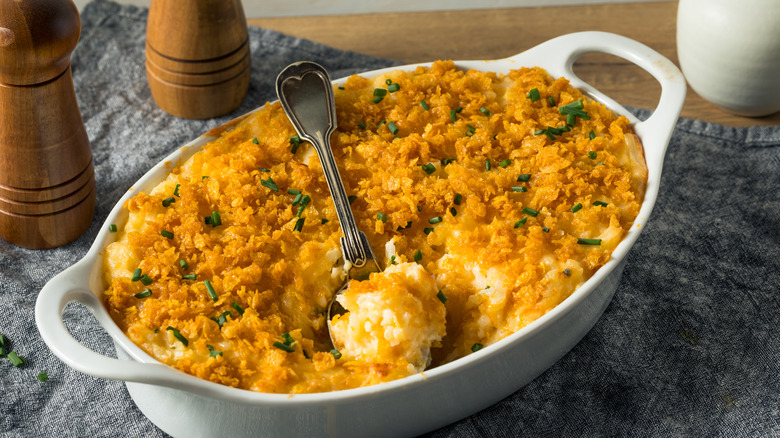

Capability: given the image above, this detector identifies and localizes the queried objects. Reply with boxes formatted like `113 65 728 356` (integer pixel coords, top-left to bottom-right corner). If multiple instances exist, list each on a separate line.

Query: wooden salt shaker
0 0 95 249
146 0 251 119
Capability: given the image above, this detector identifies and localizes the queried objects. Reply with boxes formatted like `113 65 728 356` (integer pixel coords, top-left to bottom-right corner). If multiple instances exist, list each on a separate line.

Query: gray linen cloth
1 1 778 436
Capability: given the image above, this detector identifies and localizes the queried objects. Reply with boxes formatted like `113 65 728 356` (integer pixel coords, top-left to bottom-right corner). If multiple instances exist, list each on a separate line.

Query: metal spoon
276 61 381 344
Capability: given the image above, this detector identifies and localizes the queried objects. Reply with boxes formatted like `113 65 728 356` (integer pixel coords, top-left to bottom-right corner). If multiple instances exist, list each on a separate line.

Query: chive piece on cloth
471 343 484 352
166 327 188 347
204 279 218 302
162 196 176 207
134 289 152 299
8 351 24 367
437 290 448 303
526 88 540 102
577 238 602 245
38 372 48 381
521 207 539 217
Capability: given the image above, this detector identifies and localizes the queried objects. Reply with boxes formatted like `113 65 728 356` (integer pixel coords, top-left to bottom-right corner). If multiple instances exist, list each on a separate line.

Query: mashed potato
102 61 646 393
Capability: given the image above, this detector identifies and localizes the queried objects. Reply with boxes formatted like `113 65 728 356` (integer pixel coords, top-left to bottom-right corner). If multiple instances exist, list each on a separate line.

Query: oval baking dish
36 32 685 438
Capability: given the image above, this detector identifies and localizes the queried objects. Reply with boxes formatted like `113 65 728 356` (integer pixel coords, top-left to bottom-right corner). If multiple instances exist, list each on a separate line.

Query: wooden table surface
250 1 780 128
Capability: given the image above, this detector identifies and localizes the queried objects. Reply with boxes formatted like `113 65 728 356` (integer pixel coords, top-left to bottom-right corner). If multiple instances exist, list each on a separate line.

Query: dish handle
35 259 212 394
510 31 686 172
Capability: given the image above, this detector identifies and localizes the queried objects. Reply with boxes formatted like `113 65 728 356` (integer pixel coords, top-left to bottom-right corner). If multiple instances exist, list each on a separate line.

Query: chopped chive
289 136 302 154
420 100 430 110
204 279 218 302
390 255 397 265
593 201 609 207
428 216 443 224
514 218 527 228
571 203 583 213
210 211 222 226
441 157 456 166
166 327 188 347
297 195 311 217
437 290 448 303
511 186 527 192
154 328 159 333
253 137 259 144
180 259 189 271
134 289 152 299
373 88 388 97
259 167 271 172
561 100 584 110
182 274 196 280
413 249 422 263
521 207 539 217
348 195 357 205
548 96 555 106
330 349 342 359
471 343 484 352
321 218 329 224
387 83 400 93
282 332 295 346
526 88 540 102
377 212 387 223
162 197 176 207
210 313 230 329
450 110 457 122
358 122 366 130
293 217 305 232
396 221 412 231
454 193 462 205
273 341 295 353
423 227 434 235
417 205 423 212
595 162 605 167
542 226 550 232
372 96 384 104
204 216 212 225
387 122 399 135
498 159 511 168
140 274 153 286
38 372 48 381
288 189 301 195
174 183 181 197
517 174 531 182
207 345 222 357
485 159 491 171
261 177 279 191
589 130 596 140
108 224 118 232
577 238 602 245
8 351 23 367
338 86 345 90
450 207 457 216
377 120 386 129
292 193 303 205
479 106 492 116
202 176 209 180
131 268 142 282
588 151 597 159
161 230 174 239
231 302 245 315
566 113 577 127
420 163 436 175
465 125 476 136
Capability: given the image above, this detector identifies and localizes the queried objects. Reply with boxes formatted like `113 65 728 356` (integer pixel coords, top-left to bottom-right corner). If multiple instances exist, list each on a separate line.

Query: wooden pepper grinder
0 0 95 249
146 0 251 119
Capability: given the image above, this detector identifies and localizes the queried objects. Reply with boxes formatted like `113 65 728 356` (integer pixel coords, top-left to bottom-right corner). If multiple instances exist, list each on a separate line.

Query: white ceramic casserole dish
36 32 685 438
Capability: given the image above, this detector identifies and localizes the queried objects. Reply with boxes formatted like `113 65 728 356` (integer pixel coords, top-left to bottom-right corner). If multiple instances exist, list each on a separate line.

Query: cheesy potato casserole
103 61 646 393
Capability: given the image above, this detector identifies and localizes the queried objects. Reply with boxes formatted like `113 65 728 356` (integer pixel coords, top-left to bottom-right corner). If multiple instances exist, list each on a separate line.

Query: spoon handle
276 62 380 278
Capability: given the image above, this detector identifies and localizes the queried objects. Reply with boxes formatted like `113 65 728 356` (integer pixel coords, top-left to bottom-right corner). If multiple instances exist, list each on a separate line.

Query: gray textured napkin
0 1 778 437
